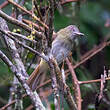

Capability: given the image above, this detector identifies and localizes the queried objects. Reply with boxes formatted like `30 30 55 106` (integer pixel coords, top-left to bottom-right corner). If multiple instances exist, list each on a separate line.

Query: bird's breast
51 38 73 64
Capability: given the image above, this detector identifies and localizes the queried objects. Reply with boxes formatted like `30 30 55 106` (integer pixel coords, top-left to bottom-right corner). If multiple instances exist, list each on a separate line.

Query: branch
8 31 37 44
51 58 77 110
2 76 110 110
79 76 110 85
0 10 43 39
0 1 9 9
95 68 107 110
66 58 82 110
0 94 27 110
23 19 44 32
48 0 54 47
73 41 110 69
48 58 60 110
7 0 48 29
0 50 45 110
34 0 43 21
0 28 48 62
0 17 28 78
60 0 78 4
0 16 27 109
0 17 45 109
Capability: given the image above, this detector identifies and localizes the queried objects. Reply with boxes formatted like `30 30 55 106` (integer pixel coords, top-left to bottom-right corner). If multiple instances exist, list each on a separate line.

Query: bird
27 25 84 91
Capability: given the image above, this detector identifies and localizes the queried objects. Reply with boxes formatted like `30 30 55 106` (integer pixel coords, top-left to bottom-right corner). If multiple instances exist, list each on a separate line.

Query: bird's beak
74 32 84 36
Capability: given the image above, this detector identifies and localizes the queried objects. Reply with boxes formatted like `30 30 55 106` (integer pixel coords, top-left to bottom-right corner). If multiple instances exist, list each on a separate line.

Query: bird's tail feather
27 59 48 91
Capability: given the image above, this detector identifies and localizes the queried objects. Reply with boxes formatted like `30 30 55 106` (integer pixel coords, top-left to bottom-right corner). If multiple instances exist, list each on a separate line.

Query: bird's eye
72 28 75 31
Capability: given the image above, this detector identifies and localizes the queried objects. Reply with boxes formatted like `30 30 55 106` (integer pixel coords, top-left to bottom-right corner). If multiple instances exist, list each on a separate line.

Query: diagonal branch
8 31 37 44
0 10 44 39
0 1 9 9
0 50 45 110
7 0 48 29
0 17 28 77
0 28 48 62
73 41 110 69
60 0 78 4
23 19 44 32
66 58 82 110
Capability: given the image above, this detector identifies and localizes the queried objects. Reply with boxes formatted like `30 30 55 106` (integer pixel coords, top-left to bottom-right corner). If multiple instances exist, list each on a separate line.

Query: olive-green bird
27 25 84 90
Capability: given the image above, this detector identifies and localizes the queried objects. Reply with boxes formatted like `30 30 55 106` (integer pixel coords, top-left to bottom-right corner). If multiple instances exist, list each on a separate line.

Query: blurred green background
0 0 110 110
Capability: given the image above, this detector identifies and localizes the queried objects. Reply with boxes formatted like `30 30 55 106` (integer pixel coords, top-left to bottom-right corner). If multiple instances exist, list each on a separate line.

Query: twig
0 94 27 110
1 88 52 110
1 99 16 110
2 76 110 110
0 96 7 104
7 0 76 33
60 0 78 4
0 1 9 9
36 79 51 90
23 19 44 32
14 82 23 110
8 31 37 44
48 0 54 47
66 58 82 110
4 73 110 110
25 105 33 110
15 13 24 110
7 0 48 29
0 28 48 62
7 84 14 110
52 58 77 110
0 17 28 77
95 68 107 110
0 10 44 39
49 58 60 110
0 16 26 110
39 73 51 110
73 41 110 69
34 0 43 21
79 77 110 85
36 72 110 88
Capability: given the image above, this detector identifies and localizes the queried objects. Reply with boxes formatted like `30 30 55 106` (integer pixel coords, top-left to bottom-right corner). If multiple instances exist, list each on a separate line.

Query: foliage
0 0 110 110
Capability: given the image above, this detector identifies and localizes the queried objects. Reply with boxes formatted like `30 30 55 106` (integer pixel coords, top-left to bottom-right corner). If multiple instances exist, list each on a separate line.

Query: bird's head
58 25 84 41
65 25 84 40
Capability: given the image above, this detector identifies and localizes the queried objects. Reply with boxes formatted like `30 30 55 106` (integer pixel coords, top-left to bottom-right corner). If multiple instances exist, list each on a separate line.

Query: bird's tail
27 59 48 91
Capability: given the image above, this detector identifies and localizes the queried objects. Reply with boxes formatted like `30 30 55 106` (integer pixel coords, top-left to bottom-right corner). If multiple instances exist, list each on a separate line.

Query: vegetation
0 0 110 110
